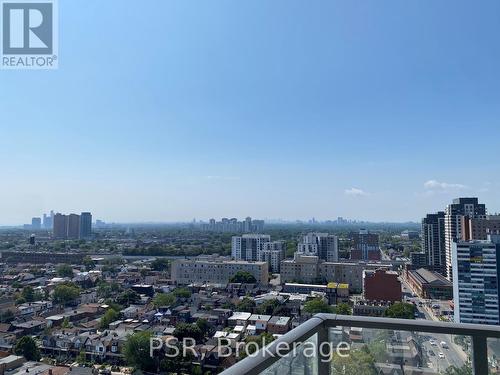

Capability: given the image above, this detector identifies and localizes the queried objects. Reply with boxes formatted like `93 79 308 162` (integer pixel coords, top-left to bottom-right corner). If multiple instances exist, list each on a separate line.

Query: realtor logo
1 0 58 69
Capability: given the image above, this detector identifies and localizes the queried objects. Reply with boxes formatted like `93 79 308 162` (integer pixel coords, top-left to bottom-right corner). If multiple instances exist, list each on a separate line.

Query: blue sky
1 0 499 224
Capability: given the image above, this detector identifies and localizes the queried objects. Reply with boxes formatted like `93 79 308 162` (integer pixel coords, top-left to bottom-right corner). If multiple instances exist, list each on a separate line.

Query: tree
56 264 74 278
97 281 122 298
173 323 203 343
303 298 334 314
61 317 72 329
153 293 175 308
334 303 352 315
195 319 210 335
76 350 87 365
116 289 141 306
52 283 81 305
172 287 191 299
21 286 35 302
123 331 156 372
242 332 275 357
229 271 257 284
236 297 256 313
82 256 95 271
15 336 40 361
104 299 123 312
100 308 120 329
331 347 377 375
384 302 415 319
151 258 170 271
256 299 281 315
0 310 14 323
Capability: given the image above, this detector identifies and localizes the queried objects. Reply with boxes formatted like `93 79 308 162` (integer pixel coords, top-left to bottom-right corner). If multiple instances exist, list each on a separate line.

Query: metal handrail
220 314 500 375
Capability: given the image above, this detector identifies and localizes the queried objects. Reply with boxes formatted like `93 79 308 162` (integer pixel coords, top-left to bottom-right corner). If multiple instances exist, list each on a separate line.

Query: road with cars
400 277 468 372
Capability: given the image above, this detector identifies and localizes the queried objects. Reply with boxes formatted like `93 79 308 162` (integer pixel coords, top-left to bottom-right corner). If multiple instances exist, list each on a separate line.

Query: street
400 277 469 372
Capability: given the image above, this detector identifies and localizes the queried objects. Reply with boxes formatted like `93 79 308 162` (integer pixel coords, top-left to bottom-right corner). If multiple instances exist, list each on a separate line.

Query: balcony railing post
317 321 330 375
472 335 488 375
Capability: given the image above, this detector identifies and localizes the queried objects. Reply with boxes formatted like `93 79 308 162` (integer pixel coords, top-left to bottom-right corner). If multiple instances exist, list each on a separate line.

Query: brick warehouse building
363 269 402 302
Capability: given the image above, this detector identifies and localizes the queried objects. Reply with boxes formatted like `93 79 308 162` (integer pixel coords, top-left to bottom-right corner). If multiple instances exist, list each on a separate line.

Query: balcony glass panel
256 327 473 374
488 337 500 373
259 333 318 375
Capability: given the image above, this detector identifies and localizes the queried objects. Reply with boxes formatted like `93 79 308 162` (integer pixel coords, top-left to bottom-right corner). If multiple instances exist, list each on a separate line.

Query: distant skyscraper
453 235 500 325
52 212 85 240
43 211 54 229
67 214 80 239
80 212 92 239
422 211 446 275
31 217 41 230
53 213 68 239
445 198 486 280
244 217 252 232
201 217 265 233
95 219 105 229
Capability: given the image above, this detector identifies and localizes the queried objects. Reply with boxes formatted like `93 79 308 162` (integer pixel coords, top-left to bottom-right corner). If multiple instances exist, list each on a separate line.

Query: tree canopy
303 298 334 314
384 302 415 320
123 331 156 372
151 258 170 271
153 292 176 308
334 302 352 315
15 336 40 361
256 298 281 315
236 297 256 313
331 347 377 375
116 289 141 306
56 264 74 278
173 323 203 343
172 287 191 299
229 271 257 284
100 308 120 329
52 282 81 305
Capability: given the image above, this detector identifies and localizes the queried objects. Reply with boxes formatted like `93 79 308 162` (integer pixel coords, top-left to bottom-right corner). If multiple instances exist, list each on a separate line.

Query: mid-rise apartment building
280 254 389 292
350 229 380 261
171 257 269 285
452 235 500 325
231 234 271 261
259 241 286 273
297 233 338 262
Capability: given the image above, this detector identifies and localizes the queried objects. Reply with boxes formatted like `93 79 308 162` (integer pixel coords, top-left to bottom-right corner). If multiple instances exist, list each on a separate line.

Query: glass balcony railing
220 314 500 375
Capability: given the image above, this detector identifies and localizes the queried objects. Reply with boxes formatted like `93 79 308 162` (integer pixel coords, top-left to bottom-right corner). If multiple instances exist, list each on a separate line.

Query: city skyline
2 198 500 227
1 0 500 224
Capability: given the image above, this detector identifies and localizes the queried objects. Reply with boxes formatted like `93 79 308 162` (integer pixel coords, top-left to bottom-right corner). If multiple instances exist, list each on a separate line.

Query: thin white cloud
424 180 467 191
344 187 369 197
